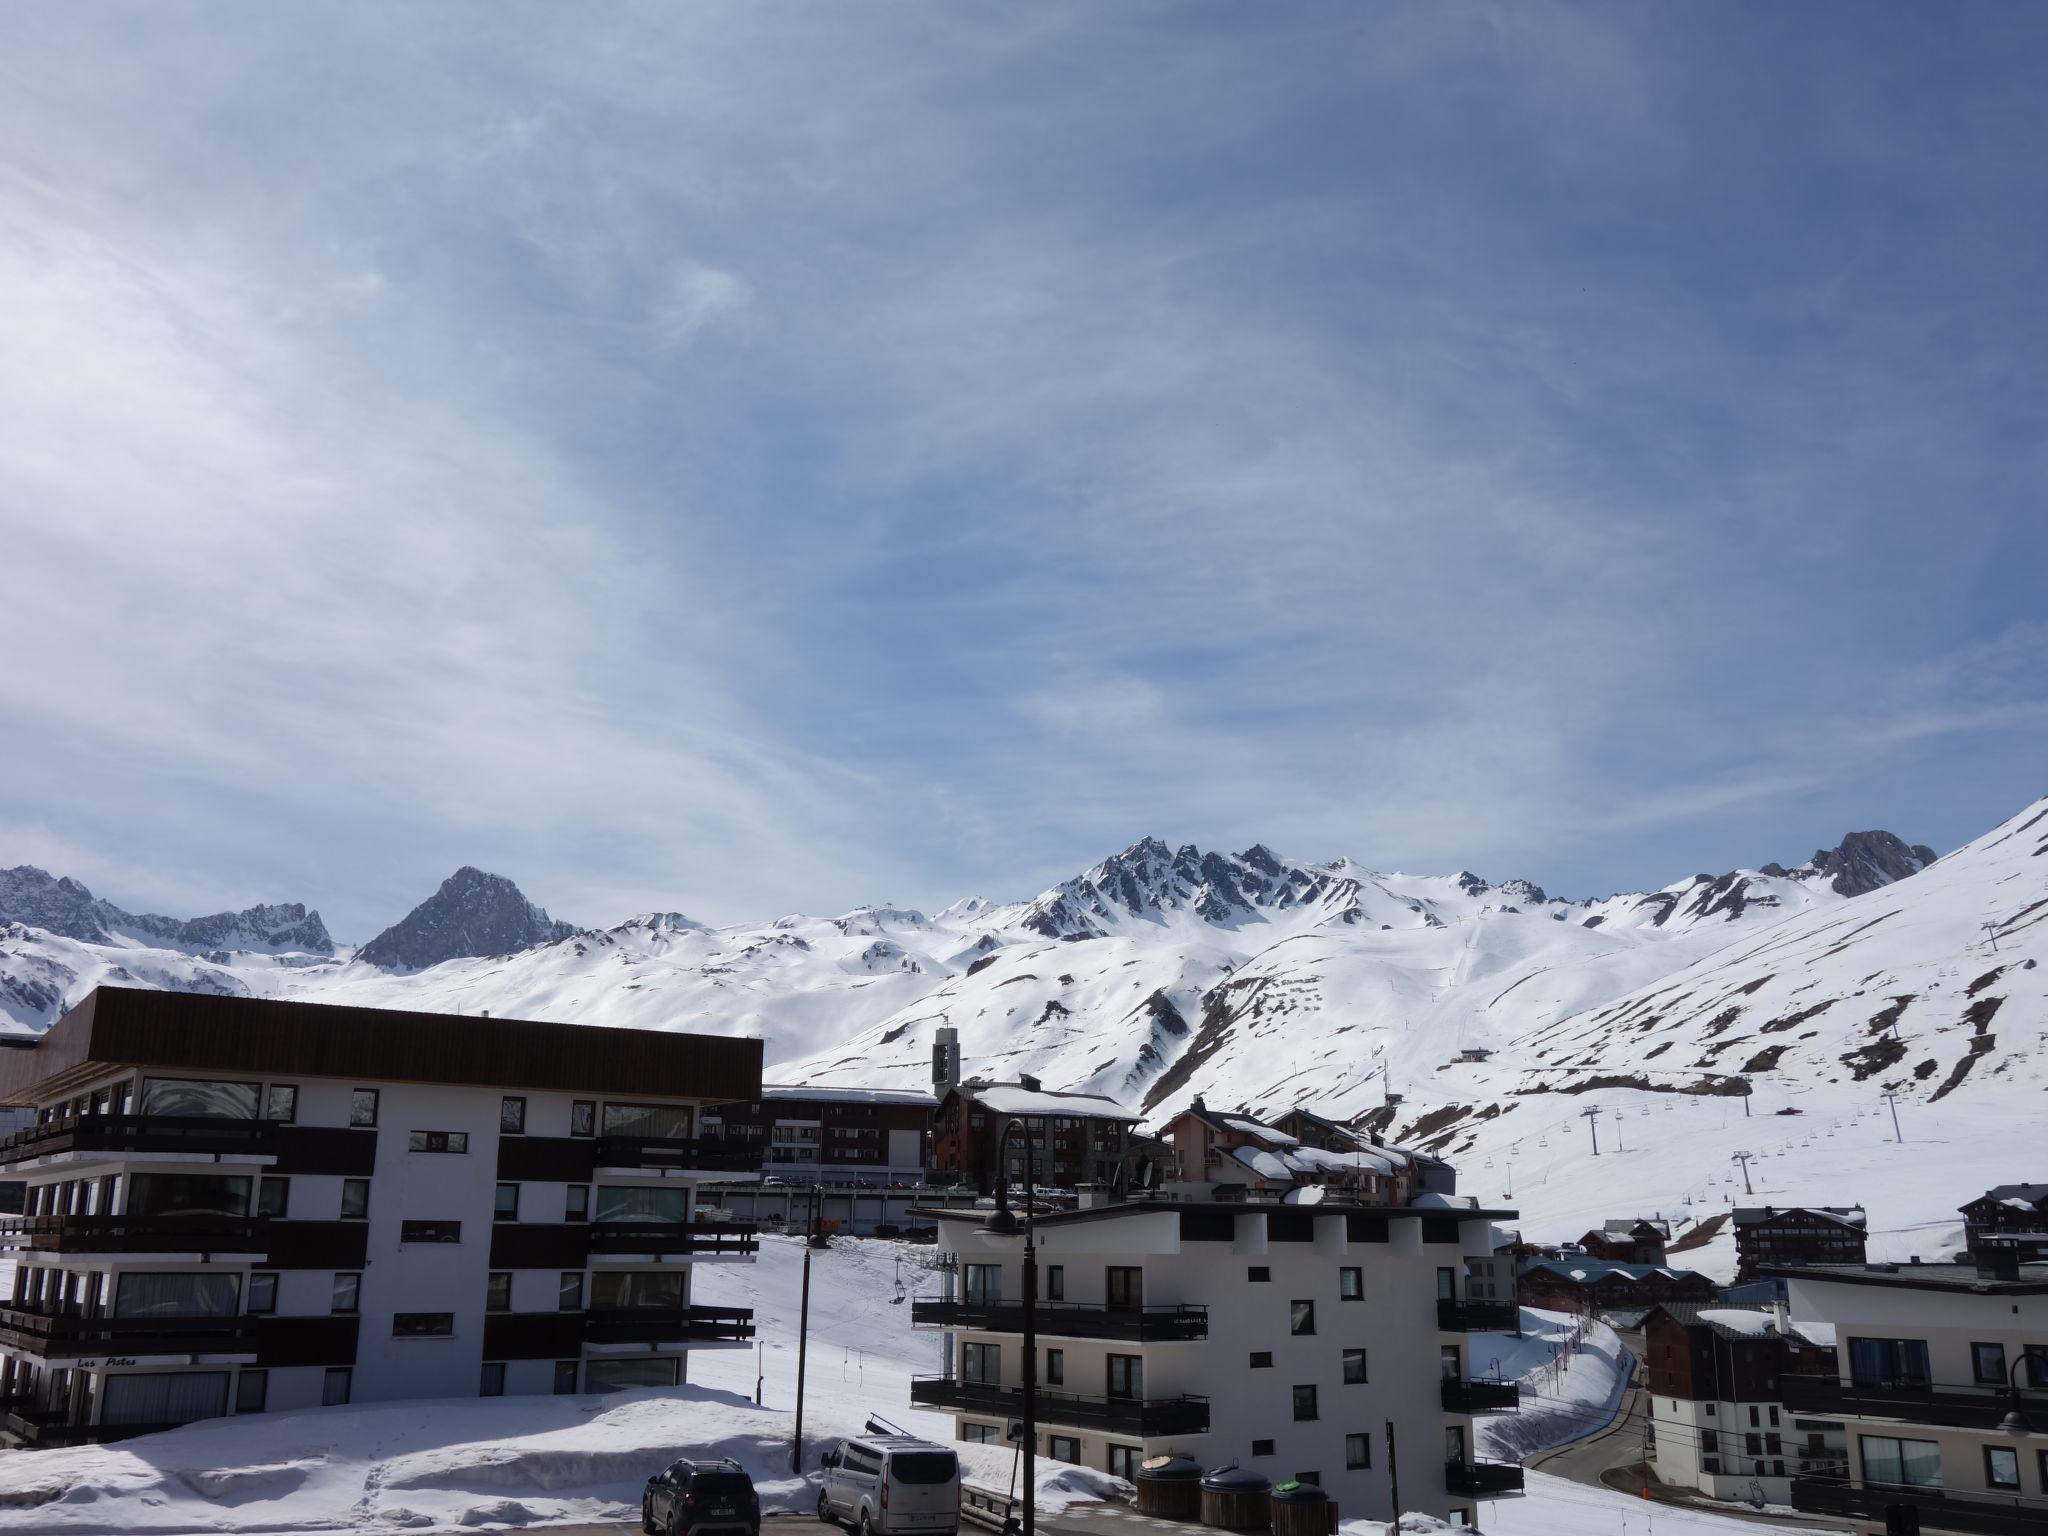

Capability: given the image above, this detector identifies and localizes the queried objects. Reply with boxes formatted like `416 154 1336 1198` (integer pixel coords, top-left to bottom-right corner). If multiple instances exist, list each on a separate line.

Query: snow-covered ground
1471 1310 1631 1462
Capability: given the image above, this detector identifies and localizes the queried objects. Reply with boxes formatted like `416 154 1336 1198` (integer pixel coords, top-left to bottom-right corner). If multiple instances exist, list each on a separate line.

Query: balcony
1792 1477 2048 1536
1437 1298 1519 1332
0 1114 278 1168
584 1305 755 1345
3 1408 185 1446
593 1136 763 1175
0 1213 262 1255
911 1299 1208 1342
1441 1377 1521 1413
1443 1459 1524 1497
587 1220 759 1259
0 1306 255 1359
1781 1374 2048 1432
909 1376 1209 1437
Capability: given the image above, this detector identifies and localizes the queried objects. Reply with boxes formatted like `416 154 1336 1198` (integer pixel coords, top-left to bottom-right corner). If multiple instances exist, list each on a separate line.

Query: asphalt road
1525 1380 1648 1483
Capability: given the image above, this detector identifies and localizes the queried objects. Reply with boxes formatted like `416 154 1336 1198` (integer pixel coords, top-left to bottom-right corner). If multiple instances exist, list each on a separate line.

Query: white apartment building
1771 1251 2048 1535
913 1194 1524 1526
0 986 763 1443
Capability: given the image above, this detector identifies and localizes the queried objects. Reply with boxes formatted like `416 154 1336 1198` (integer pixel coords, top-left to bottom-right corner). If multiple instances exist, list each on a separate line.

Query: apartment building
1733 1205 1867 1281
1770 1251 2048 1534
1959 1185 2048 1264
932 1078 1138 1193
0 986 763 1444
702 1086 934 1181
1160 1099 1447 1205
910 1194 1525 1526
1642 1302 1842 1506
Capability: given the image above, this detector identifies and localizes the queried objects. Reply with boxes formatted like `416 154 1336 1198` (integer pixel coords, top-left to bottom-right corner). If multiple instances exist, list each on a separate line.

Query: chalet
931 1078 1138 1193
1731 1206 1867 1281
1516 1257 1716 1314
1576 1217 1671 1266
1161 1098 1449 1205
1957 1183 2048 1262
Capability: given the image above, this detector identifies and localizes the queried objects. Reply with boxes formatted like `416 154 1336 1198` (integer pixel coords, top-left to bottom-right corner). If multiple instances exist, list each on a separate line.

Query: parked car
643 1457 760 1536
818 1434 960 1536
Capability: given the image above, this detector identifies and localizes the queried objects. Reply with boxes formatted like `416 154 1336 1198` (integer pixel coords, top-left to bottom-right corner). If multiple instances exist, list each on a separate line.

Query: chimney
1976 1242 2021 1282
1770 1298 1791 1335
1018 1073 1042 1094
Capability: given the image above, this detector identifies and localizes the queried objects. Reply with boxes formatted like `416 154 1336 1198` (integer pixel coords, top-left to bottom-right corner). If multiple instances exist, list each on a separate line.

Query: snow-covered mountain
355 866 576 972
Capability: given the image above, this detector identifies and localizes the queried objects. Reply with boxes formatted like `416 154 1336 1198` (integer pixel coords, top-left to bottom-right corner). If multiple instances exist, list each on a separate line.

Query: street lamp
986 1118 1037 1536
791 1186 832 1473
2000 1350 2036 1438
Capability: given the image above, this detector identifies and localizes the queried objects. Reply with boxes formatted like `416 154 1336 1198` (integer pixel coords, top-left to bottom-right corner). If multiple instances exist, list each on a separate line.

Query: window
1249 1351 1273 1369
1292 1384 1318 1421
1746 1433 1761 1455
235 1370 268 1414
1106 1445 1140 1481
1107 1355 1143 1400
114 1272 239 1318
554 1360 579 1395
565 1184 589 1222
1768 1406 1780 1426
1440 1344 1462 1380
570 1101 596 1138
1749 1406 1760 1427
408 1130 469 1154
1252 1440 1275 1457
559 1272 585 1312
340 1179 369 1220
1859 1435 1942 1490
1107 1266 1143 1311
500 1097 526 1135
1049 1436 1080 1465
494 1183 520 1222
964 1264 1002 1307
400 1220 460 1244
1346 1434 1371 1470
486 1273 512 1312
1247 1265 1271 1282
587 1358 680 1392
257 1177 290 1218
1848 1337 1931 1389
1972 1342 2008 1384
1701 1430 1719 1455
129 1172 251 1217
393 1312 455 1338
140 1078 259 1119
247 1272 278 1315
1339 1267 1362 1300
591 1271 684 1312
1046 1348 1064 1387
962 1423 1000 1445
264 1085 298 1123
480 1362 507 1397
600 1102 693 1140
1290 1299 1316 1335
101 1371 229 1426
1984 1445 2020 1492
1343 1349 1368 1385
332 1273 361 1314
595 1185 685 1224
1045 1265 1064 1301
349 1089 379 1128
323 1367 352 1406
962 1342 1001 1384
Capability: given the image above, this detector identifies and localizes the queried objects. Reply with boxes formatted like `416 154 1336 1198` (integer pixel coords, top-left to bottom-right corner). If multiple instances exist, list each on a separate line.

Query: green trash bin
1270 1479 1333 1536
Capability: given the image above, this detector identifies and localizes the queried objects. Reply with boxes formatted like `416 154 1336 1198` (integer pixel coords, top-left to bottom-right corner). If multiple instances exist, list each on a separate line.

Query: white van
817 1434 960 1536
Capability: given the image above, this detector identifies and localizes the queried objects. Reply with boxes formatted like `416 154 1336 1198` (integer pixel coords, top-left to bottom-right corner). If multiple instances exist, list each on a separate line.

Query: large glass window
247 1273 278 1314
594 1185 686 1224
962 1342 1001 1385
591 1271 684 1312
1107 1355 1143 1400
235 1370 268 1414
1107 1267 1143 1310
1859 1435 1942 1490
586 1357 680 1393
964 1264 1002 1306
114 1273 240 1318
1848 1338 1932 1389
128 1173 251 1218
140 1079 259 1119
101 1370 229 1426
601 1102 694 1140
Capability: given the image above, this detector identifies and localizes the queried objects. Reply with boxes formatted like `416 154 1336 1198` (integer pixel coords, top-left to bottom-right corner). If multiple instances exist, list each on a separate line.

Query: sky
3 3 2046 941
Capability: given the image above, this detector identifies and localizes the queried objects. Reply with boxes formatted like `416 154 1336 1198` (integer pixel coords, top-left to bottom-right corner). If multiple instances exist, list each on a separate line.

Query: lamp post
790 1186 832 1473
986 1119 1037 1536
1999 1349 2036 1438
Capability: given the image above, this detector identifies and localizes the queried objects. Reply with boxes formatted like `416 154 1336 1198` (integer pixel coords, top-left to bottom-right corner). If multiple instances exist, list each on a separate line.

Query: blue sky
3 4 2045 939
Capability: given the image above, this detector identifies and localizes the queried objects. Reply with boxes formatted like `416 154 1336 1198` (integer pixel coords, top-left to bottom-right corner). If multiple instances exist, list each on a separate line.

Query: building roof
757 1085 937 1108
1520 1258 1708 1287
0 985 762 1105
1600 1217 1673 1239
1642 1302 1831 1349
1732 1204 1867 1231
1764 1260 2048 1296
953 1080 1140 1120
1963 1184 2048 1209
916 1195 1519 1232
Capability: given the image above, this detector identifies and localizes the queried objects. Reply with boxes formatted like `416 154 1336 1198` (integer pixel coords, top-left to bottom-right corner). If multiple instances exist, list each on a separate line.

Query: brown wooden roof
0 986 762 1105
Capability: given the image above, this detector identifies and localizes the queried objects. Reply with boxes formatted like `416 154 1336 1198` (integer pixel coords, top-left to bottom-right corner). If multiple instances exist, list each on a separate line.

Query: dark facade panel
497 1136 597 1182
483 1311 585 1360
254 1314 360 1367
263 1220 371 1270
271 1127 379 1176
490 1223 592 1269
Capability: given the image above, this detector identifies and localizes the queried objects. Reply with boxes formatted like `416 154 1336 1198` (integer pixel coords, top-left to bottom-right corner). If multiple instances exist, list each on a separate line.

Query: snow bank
1471 1308 1632 1461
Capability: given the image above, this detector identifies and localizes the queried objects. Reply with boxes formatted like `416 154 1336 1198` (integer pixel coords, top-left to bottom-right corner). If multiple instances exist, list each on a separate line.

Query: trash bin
1135 1456 1204 1520
1270 1479 1334 1536
1198 1465 1271 1531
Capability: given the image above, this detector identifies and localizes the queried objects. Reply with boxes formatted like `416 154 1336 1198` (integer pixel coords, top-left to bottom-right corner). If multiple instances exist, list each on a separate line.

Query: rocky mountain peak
1021 838 1353 938
356 866 576 972
0 865 332 954
1761 829 1938 898
0 866 109 942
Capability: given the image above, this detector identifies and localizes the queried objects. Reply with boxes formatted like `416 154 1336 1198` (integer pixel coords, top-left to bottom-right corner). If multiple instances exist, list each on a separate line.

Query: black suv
643 1457 761 1536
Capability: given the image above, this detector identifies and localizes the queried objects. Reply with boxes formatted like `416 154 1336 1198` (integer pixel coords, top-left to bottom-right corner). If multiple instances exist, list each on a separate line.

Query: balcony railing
1443 1459 1525 1497
1438 1298 1519 1332
1781 1374 2048 1432
1792 1477 2048 1536
3 1409 187 1446
0 1113 279 1167
584 1305 755 1345
0 1305 254 1358
911 1299 1208 1342
593 1136 763 1174
1441 1377 1521 1413
0 1213 263 1254
587 1220 759 1257
908 1376 1209 1436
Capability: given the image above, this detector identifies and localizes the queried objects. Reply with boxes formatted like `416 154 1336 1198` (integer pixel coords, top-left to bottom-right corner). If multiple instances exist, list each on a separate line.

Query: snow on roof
1413 1193 1477 1210
965 1083 1140 1119
761 1085 937 1107
1230 1145 1298 1182
1732 1205 1867 1230
1282 1185 1330 1204
1792 1319 1837 1347
1697 1308 1777 1336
